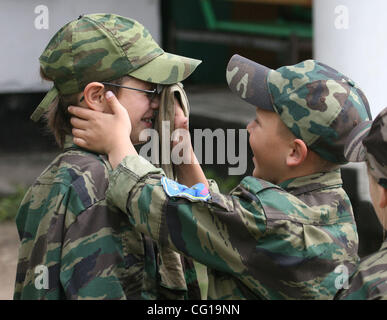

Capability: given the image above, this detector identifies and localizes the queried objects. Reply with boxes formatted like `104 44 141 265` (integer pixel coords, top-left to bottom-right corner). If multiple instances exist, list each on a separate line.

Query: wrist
175 149 199 177
108 141 137 169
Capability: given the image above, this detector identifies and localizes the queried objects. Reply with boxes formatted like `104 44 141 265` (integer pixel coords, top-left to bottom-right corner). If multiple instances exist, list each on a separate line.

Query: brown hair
40 68 126 149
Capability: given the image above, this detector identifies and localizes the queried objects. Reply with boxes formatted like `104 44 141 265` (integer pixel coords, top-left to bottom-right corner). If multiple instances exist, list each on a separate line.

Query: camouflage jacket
106 155 360 300
14 137 198 300
335 240 387 300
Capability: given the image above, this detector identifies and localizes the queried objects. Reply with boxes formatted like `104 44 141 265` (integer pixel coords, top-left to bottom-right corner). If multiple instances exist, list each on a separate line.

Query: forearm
106 155 248 273
108 142 138 169
109 142 208 188
175 149 208 188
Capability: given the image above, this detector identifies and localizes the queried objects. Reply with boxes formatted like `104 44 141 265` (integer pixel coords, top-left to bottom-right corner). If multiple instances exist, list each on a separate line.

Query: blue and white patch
161 177 211 202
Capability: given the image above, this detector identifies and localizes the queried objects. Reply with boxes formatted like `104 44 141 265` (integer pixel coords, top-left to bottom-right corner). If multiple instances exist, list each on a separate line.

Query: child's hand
68 91 132 160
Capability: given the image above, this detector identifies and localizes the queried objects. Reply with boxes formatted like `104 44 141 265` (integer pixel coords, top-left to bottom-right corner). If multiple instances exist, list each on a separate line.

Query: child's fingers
68 106 95 120
70 116 90 130
105 91 127 117
72 128 87 139
73 137 87 148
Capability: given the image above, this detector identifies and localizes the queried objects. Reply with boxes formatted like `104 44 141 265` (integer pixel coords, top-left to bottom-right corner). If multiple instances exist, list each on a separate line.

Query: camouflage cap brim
129 52 202 85
226 54 274 111
344 121 372 162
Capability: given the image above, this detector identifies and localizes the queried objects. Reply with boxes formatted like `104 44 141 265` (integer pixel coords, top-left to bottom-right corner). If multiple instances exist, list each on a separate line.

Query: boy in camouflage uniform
68 55 372 299
13 14 202 300
335 107 387 300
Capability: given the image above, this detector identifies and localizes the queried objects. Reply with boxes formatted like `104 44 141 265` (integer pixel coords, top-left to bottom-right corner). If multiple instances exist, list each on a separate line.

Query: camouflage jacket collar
63 135 79 150
239 169 342 197
279 169 342 196
63 135 111 169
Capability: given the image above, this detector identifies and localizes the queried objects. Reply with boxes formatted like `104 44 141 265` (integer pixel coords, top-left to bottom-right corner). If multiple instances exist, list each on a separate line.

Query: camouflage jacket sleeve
106 155 250 275
107 155 359 299
335 240 387 300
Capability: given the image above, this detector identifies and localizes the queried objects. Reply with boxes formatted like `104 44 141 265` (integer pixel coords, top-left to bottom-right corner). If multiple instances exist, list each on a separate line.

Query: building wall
0 0 161 93
314 0 387 118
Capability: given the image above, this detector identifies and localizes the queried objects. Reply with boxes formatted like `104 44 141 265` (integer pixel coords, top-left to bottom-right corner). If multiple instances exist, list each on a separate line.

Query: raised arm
172 97 208 188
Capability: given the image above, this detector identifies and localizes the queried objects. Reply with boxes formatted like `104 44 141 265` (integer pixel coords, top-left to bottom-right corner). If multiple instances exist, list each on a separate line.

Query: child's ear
286 139 308 167
82 82 107 112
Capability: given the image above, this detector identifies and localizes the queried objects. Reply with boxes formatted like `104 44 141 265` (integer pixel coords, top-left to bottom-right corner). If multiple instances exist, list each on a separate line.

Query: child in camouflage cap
14 13 202 300
68 54 372 299
335 107 387 300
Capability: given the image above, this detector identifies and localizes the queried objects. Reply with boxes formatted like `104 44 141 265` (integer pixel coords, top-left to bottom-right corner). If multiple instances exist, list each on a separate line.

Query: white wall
0 0 161 93
313 0 387 119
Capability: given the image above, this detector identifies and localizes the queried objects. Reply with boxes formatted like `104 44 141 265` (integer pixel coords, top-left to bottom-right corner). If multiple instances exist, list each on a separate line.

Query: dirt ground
0 152 58 300
0 221 19 300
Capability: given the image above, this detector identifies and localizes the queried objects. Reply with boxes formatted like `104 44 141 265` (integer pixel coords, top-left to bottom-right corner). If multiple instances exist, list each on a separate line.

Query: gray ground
0 152 58 300
0 221 19 299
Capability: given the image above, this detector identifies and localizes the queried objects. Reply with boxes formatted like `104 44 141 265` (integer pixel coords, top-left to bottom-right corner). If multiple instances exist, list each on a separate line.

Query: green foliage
0 186 27 222
204 169 240 194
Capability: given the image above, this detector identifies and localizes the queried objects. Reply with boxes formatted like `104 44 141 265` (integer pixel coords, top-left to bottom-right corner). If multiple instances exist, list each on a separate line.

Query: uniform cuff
107 155 163 213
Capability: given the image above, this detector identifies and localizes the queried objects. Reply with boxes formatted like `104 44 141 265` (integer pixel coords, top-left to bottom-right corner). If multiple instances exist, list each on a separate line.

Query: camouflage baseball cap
226 54 372 164
31 13 201 121
344 107 387 189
